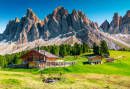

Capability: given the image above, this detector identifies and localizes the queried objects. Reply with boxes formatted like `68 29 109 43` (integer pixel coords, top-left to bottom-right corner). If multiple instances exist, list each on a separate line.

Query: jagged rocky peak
11 8 44 43
72 9 78 15
3 17 20 36
15 17 20 22
126 10 130 17
53 6 69 16
112 12 120 26
43 6 70 40
95 22 98 27
119 16 123 27
78 10 85 16
71 9 92 28
89 21 98 29
108 12 120 33
114 12 119 18
3 20 14 35
100 19 109 32
78 10 87 20
123 10 130 24
26 8 39 22
71 9 86 18
104 19 109 23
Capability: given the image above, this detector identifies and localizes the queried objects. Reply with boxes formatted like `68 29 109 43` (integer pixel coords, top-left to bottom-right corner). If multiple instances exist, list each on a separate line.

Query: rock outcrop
3 8 44 43
3 17 20 40
43 7 98 40
100 20 109 32
100 11 130 34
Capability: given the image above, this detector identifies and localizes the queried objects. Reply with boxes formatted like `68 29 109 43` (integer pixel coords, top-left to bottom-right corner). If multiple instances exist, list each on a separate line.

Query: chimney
57 53 59 57
44 51 46 61
44 51 45 55
38 46 40 52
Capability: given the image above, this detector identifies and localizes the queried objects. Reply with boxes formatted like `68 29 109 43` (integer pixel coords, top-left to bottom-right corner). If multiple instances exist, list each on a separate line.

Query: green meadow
42 50 130 76
0 50 130 89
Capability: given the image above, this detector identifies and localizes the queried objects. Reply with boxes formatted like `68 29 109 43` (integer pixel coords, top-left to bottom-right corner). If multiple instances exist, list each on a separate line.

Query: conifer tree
83 42 89 53
100 40 110 56
59 44 67 57
52 46 57 55
66 44 71 55
93 42 99 55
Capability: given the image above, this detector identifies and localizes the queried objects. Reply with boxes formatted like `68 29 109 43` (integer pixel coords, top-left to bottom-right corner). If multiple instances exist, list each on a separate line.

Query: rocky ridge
100 11 130 34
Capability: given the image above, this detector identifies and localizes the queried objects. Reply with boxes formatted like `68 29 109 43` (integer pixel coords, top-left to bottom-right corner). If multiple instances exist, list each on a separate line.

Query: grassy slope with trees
0 50 130 76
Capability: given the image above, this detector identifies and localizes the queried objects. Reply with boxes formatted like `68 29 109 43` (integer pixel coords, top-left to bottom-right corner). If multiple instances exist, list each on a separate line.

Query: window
29 57 31 59
25 57 27 59
41 56 43 58
33 56 38 61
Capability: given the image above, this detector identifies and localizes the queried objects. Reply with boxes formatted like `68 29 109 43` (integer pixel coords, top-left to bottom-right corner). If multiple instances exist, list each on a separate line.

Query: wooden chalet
88 56 103 65
19 48 59 68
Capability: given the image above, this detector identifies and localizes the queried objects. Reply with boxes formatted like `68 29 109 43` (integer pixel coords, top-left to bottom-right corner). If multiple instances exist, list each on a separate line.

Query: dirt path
115 56 125 58
114 55 130 58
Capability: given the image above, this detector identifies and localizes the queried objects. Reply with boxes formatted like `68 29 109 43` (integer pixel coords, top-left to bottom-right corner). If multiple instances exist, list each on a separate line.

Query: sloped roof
33 49 59 58
105 58 114 60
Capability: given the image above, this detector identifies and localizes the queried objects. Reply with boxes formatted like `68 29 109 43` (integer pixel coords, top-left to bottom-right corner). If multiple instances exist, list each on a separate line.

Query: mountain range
0 6 130 55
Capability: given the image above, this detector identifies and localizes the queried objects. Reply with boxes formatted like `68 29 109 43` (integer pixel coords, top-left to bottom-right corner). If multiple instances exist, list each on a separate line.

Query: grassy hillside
42 51 130 76
0 50 130 89
109 50 130 57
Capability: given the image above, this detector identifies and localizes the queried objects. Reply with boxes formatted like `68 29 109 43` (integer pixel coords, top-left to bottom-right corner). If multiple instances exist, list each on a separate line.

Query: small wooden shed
105 58 114 62
88 56 103 65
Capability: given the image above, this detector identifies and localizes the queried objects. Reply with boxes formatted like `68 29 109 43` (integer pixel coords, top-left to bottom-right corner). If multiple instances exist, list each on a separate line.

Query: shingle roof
105 58 114 60
33 49 59 58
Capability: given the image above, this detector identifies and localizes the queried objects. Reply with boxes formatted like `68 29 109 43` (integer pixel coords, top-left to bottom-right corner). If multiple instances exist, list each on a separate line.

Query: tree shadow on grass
84 54 95 56
82 61 90 65
83 54 95 58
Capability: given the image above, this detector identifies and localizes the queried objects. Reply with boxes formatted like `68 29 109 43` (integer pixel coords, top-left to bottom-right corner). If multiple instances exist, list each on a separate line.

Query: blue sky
0 0 130 33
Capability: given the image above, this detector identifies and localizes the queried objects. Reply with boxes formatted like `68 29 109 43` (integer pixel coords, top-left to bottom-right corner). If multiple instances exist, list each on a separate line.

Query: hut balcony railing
39 59 44 60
